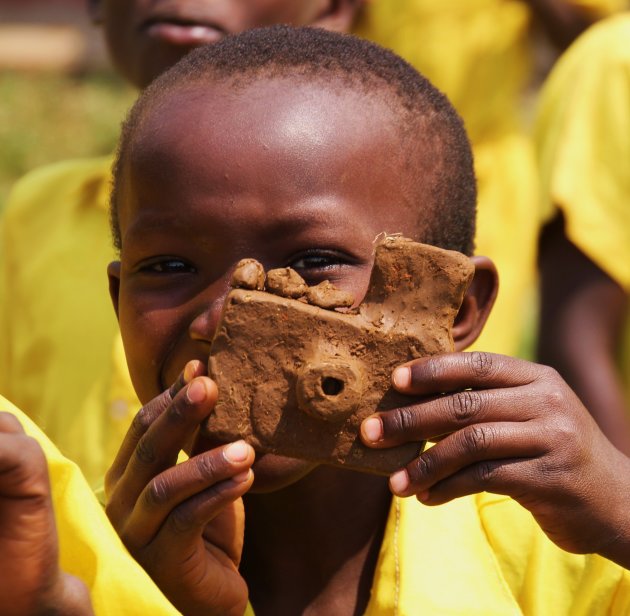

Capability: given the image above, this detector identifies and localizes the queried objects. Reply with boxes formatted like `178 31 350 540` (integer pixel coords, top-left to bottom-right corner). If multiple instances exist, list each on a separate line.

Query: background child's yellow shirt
0 157 140 489
0 395 179 615
535 12 630 405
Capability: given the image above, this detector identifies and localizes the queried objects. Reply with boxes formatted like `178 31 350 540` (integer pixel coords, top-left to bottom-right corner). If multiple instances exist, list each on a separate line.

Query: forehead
134 76 405 169
119 76 434 245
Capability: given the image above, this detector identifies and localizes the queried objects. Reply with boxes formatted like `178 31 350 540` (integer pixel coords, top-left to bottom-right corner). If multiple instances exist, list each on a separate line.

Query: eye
286 250 354 283
138 257 197 274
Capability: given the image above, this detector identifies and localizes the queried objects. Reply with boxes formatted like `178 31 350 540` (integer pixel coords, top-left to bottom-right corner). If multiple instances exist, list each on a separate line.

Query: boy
105 27 630 615
0 396 180 615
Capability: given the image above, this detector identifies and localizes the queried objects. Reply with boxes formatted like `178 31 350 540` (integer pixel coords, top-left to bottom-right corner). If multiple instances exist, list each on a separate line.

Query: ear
87 0 103 25
107 261 122 320
312 0 367 33
452 256 498 351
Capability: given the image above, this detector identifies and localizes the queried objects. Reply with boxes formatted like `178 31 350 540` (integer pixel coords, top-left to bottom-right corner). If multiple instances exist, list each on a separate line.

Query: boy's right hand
105 360 255 616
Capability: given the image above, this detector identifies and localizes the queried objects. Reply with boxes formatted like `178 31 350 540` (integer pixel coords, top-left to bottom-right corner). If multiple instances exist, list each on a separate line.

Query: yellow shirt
0 157 141 489
535 13 630 404
0 394 179 615
365 494 630 614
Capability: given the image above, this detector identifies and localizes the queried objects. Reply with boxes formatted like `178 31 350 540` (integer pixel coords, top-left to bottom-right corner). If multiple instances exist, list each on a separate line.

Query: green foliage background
0 70 135 209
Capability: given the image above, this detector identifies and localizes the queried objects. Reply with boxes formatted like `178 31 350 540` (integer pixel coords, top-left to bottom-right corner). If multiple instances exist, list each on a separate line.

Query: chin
248 453 318 493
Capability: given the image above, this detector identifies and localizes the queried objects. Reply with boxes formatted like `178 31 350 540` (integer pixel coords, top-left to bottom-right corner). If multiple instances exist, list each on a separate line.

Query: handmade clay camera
204 236 474 475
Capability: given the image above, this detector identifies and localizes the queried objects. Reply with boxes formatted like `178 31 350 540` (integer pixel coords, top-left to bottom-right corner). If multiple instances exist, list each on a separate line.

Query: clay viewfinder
204 236 474 475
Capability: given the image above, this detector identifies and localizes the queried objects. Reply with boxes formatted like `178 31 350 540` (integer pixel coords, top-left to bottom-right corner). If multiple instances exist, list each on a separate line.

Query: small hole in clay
321 377 344 396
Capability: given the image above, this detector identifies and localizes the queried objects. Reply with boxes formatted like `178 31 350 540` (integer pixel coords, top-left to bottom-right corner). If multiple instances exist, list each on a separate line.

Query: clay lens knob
296 361 363 422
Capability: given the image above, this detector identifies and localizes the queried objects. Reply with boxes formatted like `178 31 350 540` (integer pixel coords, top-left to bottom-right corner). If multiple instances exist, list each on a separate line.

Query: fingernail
362 417 383 443
232 469 252 483
224 440 250 463
392 366 411 389
186 379 206 403
417 490 430 503
389 469 409 495
183 361 198 383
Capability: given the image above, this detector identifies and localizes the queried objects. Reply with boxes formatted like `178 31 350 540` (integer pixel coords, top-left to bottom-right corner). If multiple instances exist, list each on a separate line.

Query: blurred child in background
535 12 630 454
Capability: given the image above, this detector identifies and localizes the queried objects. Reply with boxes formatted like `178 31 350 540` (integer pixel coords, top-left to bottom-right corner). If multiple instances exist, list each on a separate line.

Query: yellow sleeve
535 14 630 291
0 395 181 616
477 493 630 615
567 0 628 18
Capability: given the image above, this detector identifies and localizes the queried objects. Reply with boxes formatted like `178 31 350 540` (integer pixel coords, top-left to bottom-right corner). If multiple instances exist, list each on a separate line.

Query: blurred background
0 0 135 208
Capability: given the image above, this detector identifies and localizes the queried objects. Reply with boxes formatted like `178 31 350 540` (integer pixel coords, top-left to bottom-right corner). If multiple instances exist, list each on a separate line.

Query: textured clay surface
204 236 475 475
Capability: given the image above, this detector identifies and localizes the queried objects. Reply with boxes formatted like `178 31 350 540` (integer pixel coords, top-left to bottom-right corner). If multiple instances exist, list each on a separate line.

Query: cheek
118 293 191 403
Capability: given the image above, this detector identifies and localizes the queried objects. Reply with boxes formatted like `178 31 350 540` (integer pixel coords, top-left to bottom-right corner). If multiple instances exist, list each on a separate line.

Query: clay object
231 258 266 291
266 267 308 298
306 281 354 309
204 236 475 475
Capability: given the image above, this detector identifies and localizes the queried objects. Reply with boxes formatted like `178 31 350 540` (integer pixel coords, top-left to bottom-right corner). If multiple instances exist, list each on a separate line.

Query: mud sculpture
204 236 475 475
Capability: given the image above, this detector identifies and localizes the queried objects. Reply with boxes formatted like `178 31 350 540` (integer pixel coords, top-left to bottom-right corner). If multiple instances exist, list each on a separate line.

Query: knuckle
473 461 500 485
391 406 418 436
165 396 187 426
131 408 153 436
422 357 440 384
134 435 156 465
448 390 483 422
467 352 494 378
144 476 172 508
411 451 435 480
542 387 566 414
193 453 220 481
460 424 494 456
539 364 561 383
168 504 196 535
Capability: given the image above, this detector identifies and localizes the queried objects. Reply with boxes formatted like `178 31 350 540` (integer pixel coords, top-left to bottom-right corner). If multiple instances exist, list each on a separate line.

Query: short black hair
111 25 476 254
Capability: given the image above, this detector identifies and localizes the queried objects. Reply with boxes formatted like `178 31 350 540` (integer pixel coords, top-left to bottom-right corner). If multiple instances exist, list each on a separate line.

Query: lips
144 19 226 47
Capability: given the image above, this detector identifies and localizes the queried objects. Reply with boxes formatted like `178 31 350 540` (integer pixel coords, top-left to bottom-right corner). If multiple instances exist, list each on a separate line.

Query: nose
188 281 231 345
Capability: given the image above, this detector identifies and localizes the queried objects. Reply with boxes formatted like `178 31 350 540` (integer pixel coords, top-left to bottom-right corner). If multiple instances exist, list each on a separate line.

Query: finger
106 377 217 526
106 359 204 493
392 352 541 397
388 421 548 498
361 384 537 447
0 432 49 498
154 472 252 562
0 412 26 435
412 457 541 506
120 441 254 550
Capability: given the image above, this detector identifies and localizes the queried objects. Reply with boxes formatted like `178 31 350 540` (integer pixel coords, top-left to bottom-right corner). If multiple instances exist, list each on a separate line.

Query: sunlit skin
91 0 363 88
105 77 630 616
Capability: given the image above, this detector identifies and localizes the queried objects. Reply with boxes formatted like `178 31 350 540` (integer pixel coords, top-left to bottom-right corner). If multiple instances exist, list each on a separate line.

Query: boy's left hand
360 352 630 567
0 413 93 615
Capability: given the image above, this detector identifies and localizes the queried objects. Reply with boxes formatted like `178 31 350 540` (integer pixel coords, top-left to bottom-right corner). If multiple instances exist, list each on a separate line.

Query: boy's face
93 0 362 88
110 77 435 490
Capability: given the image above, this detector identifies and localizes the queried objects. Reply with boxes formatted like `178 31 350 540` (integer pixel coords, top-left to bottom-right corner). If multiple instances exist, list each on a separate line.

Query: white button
110 398 129 420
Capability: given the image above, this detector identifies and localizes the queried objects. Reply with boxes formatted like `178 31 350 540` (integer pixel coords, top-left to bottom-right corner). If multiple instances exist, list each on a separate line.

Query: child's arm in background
105 360 255 616
0 413 94 616
360 352 630 569
537 216 630 456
